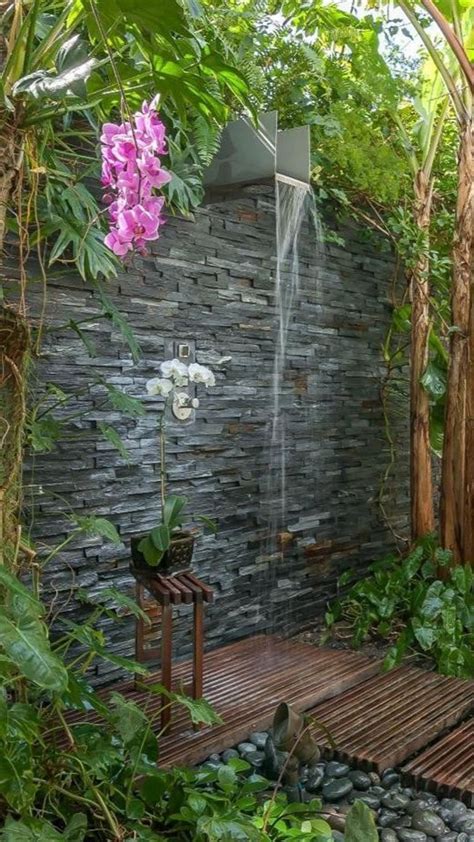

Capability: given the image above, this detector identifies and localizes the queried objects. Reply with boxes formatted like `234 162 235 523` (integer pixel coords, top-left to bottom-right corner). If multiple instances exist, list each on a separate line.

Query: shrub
326 536 474 678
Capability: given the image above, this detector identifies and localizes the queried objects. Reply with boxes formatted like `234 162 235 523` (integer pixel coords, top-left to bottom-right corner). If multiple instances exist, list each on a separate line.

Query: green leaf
392 304 411 332
138 536 164 566
147 683 223 725
451 565 473 596
110 692 151 745
412 619 437 651
197 514 218 534
102 382 145 417
0 610 68 691
0 568 42 614
420 581 444 619
163 495 188 529
383 627 413 671
27 416 62 452
421 362 446 399
99 422 130 461
115 0 190 37
434 546 452 568
13 58 96 99
74 515 121 544
150 524 171 552
63 814 88 842
7 703 40 742
217 763 238 792
88 587 151 624
345 800 379 842
1 817 64 841
95 285 141 361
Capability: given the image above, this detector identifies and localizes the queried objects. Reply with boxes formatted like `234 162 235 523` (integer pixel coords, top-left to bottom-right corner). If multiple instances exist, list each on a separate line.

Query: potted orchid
130 359 217 576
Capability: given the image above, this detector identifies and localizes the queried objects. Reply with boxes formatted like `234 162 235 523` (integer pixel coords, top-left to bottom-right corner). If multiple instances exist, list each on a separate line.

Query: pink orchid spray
101 100 171 258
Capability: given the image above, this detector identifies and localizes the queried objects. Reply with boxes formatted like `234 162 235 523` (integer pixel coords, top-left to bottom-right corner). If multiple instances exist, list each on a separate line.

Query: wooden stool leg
161 604 173 730
193 595 204 697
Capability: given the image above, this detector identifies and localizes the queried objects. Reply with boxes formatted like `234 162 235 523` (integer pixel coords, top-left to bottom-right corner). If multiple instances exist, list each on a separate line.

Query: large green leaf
12 59 96 99
412 619 437 651
0 568 42 614
421 361 447 400
163 495 187 530
138 535 164 566
115 0 190 37
150 524 171 552
0 611 67 692
345 800 379 842
110 692 150 745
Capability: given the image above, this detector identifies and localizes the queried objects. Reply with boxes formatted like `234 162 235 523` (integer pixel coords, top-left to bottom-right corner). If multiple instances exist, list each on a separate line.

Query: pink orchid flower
101 100 169 258
104 229 133 256
116 205 160 243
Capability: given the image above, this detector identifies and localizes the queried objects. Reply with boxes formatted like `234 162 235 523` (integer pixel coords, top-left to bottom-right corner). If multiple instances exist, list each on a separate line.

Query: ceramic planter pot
130 531 194 577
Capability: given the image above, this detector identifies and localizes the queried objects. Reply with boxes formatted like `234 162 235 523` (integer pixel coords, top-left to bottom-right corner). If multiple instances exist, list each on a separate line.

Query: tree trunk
440 115 473 562
410 171 435 541
0 126 28 570
0 128 17 257
461 115 474 562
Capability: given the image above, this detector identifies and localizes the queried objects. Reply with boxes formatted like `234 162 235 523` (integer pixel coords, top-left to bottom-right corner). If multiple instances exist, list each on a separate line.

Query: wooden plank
182 572 214 602
167 576 193 604
142 577 170 606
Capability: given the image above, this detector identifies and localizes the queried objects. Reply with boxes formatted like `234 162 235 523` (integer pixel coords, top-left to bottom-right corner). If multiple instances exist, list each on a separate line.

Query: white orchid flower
160 358 189 386
188 363 216 387
146 377 174 397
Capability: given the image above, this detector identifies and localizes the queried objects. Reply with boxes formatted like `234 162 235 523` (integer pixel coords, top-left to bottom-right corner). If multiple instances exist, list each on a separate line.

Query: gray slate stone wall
24 181 409 685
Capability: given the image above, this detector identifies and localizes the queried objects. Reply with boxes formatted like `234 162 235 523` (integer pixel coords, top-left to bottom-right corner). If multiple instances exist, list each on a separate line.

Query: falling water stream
263 175 324 637
270 178 310 527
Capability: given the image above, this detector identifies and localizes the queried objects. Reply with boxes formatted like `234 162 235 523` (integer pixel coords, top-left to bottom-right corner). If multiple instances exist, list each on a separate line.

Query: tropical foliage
327 536 474 678
0 565 380 840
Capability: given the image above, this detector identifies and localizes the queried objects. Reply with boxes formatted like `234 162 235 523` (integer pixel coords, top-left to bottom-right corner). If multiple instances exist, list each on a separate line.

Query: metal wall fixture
170 341 198 422
203 110 310 190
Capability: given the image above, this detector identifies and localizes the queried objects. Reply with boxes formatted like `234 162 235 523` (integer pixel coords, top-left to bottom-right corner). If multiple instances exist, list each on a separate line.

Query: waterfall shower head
275 173 311 191
203 111 310 190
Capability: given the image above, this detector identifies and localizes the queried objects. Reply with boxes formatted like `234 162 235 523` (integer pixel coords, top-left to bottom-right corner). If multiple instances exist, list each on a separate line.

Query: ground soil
292 619 435 671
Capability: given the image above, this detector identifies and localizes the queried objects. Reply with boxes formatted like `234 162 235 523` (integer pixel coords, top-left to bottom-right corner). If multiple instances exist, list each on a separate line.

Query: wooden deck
64 634 474 801
306 665 474 773
66 635 380 767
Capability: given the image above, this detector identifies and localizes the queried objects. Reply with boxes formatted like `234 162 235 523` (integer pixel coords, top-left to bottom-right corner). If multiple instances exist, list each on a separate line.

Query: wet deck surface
306 665 474 775
403 717 474 806
65 635 474 800
66 636 380 766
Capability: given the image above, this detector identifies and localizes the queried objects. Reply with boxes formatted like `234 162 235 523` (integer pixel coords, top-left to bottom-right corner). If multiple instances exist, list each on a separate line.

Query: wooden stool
134 571 214 730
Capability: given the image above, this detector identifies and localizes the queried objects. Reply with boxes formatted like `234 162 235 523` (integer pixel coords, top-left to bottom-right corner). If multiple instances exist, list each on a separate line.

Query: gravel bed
203 730 474 841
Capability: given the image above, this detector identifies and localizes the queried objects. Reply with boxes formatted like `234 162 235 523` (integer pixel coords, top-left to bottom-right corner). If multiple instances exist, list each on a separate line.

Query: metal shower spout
203 111 310 189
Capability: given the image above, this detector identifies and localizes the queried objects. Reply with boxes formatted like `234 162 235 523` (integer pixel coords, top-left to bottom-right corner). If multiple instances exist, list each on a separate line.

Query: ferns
191 115 222 167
